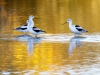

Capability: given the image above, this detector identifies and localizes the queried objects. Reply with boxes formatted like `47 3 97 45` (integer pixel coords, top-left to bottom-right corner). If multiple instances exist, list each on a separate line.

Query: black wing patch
75 25 83 32
32 27 46 33
21 28 27 30
34 30 45 33
75 25 80 27
33 27 37 29
75 25 88 32
34 30 41 32
32 27 41 30
76 28 83 31
16 28 27 30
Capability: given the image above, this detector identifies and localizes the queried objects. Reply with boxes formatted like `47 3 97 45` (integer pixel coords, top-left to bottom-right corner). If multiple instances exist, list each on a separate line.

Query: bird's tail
41 30 46 33
83 29 88 32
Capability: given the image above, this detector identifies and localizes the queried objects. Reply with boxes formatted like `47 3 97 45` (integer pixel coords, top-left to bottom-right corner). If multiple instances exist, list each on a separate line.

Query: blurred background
0 0 100 75
0 0 100 34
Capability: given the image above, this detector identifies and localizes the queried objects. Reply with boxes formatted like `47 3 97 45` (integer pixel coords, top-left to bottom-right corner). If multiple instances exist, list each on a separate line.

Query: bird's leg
35 34 37 38
24 32 26 35
24 32 26 34
74 33 76 37
24 32 27 35
77 34 80 37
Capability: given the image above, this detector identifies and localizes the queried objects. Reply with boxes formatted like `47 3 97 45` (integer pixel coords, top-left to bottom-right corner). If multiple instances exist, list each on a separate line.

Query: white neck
29 18 34 27
69 21 72 25
27 22 30 30
68 21 73 28
27 22 33 30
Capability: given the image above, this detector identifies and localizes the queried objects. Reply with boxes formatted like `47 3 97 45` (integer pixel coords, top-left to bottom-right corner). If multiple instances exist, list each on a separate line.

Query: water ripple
0 34 100 43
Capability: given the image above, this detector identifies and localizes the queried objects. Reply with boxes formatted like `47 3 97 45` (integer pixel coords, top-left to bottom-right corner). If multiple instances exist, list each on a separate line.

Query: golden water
0 0 100 75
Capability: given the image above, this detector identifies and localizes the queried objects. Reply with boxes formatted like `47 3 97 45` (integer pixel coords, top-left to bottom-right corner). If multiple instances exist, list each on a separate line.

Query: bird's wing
33 27 41 30
74 25 88 32
32 27 46 33
14 26 27 30
18 24 27 28
75 25 83 29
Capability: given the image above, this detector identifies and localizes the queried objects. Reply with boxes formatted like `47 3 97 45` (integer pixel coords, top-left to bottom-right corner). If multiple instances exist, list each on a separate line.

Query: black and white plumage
66 19 88 36
75 25 87 32
33 27 45 33
13 24 28 33
13 15 34 33
27 20 46 37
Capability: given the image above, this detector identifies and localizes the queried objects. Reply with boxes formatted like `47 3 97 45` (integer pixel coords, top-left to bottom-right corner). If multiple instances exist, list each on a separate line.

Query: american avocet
64 19 88 36
13 15 34 34
27 20 46 37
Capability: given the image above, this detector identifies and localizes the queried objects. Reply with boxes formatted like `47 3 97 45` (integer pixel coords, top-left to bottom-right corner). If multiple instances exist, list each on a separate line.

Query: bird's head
67 18 72 23
29 15 34 19
62 18 72 25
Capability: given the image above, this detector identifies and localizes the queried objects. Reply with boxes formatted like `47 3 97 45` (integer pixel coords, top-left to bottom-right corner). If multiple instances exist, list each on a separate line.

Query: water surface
0 0 100 75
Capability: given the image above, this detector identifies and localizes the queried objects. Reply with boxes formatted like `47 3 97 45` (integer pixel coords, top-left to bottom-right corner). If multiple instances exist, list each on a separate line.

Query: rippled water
0 0 100 75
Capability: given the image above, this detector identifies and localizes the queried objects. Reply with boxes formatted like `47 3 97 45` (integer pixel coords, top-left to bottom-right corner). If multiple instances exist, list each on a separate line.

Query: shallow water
0 0 100 75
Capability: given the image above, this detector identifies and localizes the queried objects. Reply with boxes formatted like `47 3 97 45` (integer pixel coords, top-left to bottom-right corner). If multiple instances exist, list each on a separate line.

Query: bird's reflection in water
14 34 43 56
68 36 86 55
27 36 42 56
27 36 34 55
